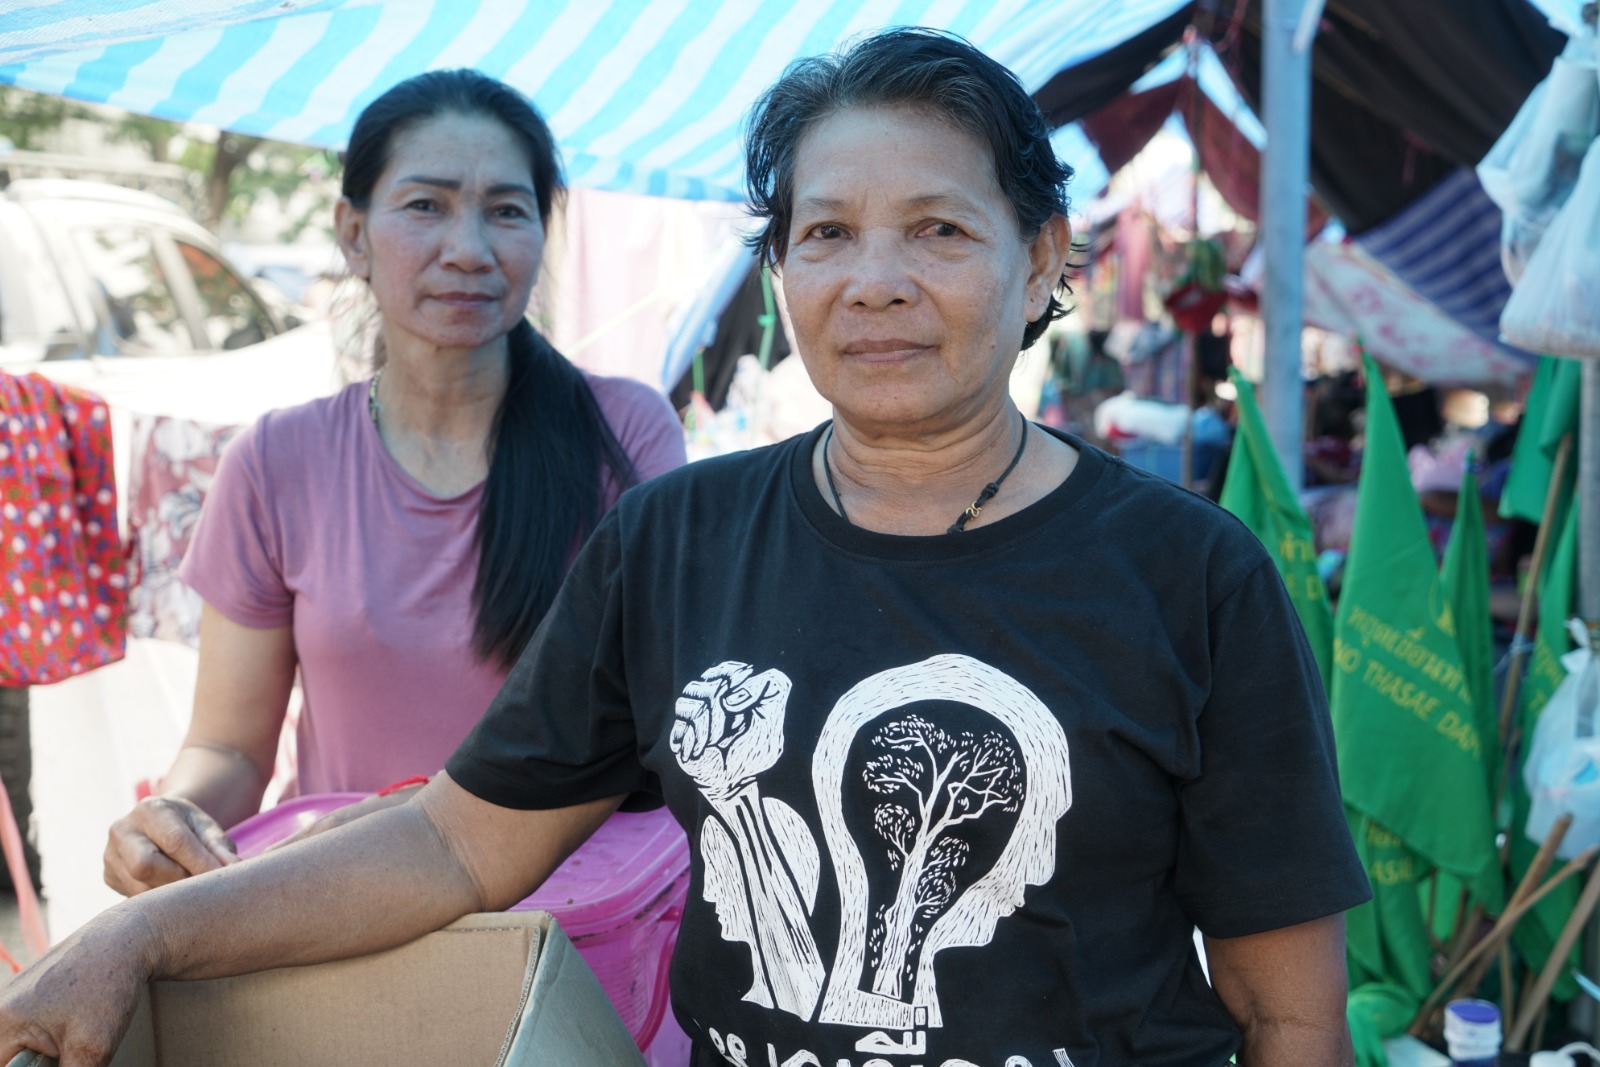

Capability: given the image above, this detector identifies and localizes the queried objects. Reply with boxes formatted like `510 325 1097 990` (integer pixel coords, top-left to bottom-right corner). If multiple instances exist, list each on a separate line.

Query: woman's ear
1025 214 1072 321
334 198 370 281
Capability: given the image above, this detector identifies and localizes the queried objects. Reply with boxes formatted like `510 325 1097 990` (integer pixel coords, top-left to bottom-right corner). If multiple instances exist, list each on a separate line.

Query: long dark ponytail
474 320 636 667
343 69 637 668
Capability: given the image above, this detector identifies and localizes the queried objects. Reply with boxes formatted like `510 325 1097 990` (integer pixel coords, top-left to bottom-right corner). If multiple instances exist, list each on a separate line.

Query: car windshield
175 240 274 350
73 225 193 355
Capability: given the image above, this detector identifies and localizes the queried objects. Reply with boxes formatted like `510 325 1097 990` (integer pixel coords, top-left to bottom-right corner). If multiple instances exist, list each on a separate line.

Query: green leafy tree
0 85 90 150
105 113 182 164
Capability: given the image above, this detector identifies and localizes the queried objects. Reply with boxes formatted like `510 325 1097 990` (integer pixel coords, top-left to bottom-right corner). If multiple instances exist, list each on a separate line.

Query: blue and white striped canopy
0 0 1189 201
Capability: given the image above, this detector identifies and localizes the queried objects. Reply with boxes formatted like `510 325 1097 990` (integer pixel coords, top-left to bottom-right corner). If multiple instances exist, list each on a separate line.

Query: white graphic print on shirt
670 653 1073 1040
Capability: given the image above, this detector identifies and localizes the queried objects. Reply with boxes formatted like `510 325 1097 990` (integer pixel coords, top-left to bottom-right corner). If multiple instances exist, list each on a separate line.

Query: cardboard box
7 911 646 1067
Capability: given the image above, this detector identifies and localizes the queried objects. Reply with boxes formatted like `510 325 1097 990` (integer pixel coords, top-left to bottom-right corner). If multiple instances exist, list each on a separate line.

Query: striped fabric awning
0 0 1189 201
1356 167 1535 365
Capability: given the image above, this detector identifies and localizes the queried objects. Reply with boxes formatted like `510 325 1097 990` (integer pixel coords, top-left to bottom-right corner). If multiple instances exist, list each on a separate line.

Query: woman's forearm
138 798 480 981
156 742 274 830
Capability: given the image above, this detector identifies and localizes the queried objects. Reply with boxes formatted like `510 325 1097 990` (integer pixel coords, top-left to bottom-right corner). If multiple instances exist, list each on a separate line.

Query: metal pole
1580 361 1600 623
1260 0 1316 493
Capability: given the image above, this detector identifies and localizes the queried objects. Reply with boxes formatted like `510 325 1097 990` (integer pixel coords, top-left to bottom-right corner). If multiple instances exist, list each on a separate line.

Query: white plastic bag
1499 134 1600 358
1479 38 1600 284
1525 621 1600 859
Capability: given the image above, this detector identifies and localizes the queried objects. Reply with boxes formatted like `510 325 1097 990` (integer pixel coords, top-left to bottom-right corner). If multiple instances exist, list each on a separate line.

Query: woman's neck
816 405 1078 536
371 336 510 495
377 337 509 440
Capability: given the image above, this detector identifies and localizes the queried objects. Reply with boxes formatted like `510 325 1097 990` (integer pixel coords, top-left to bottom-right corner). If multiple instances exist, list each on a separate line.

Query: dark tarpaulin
670 262 791 413
1033 3 1194 127
1212 0 1563 233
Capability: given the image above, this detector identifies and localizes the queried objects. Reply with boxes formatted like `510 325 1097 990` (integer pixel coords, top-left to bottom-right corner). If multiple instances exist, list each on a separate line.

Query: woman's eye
924 221 961 238
494 204 531 220
810 224 845 240
405 198 438 213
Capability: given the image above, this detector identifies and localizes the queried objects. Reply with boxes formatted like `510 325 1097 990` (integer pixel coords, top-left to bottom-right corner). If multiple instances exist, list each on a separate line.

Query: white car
0 178 297 361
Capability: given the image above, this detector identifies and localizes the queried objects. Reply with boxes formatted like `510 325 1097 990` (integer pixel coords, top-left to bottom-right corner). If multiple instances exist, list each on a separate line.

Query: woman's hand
0 909 157 1067
104 796 239 897
103 606 295 897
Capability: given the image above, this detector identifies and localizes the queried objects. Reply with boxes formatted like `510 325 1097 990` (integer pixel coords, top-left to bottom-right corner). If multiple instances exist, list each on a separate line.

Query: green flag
1219 367 1335 687
1509 501 1581 999
1500 356 1580 523
1333 353 1503 912
1441 459 1497 790
1346 813 1436 1002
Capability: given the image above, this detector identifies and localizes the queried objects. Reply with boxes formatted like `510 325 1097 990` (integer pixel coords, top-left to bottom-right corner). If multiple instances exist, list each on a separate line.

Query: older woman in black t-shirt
0 30 1365 1067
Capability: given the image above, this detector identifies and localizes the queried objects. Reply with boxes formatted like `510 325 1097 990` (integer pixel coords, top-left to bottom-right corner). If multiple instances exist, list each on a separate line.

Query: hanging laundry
125 413 242 647
1 372 126 685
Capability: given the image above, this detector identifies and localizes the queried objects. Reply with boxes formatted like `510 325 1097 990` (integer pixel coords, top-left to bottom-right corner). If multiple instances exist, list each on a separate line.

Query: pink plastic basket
229 795 690 1057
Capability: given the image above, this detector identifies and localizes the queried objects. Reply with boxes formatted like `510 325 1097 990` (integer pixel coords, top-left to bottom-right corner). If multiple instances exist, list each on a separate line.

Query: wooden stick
1507 856 1600 1050
1452 815 1574 1010
1441 894 1480 977
1496 432 1573 747
1497 812 1574 1036
1408 827 1585 1037
1499 944 1514 1025
1409 849 1592 1037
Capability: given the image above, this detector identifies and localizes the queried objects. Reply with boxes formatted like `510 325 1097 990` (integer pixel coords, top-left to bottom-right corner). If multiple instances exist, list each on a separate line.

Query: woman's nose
841 233 915 308
439 212 494 271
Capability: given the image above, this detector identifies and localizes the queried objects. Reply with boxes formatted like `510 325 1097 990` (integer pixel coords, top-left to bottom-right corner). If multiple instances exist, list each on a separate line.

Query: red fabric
1082 81 1183 176
1180 79 1329 238
126 414 243 647
1 372 127 684
1114 206 1154 322
1163 282 1228 333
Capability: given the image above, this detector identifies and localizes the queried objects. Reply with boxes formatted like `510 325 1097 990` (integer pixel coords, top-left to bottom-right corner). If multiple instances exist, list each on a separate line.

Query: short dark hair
744 27 1074 351
340 70 635 668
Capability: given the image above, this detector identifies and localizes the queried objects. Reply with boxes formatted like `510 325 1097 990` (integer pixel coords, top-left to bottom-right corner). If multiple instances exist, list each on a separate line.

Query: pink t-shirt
180 374 686 796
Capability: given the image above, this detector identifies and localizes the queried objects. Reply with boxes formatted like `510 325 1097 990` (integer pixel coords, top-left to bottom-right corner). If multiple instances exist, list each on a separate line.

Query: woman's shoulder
581 372 686 478
230 380 367 473
616 433 801 513
582 372 674 421
1075 438 1271 584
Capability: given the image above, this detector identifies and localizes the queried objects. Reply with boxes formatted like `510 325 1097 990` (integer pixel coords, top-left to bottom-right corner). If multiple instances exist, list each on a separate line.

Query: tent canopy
0 0 1186 201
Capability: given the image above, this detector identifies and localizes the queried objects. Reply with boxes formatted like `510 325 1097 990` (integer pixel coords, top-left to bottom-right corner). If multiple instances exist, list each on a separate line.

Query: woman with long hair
102 69 685 896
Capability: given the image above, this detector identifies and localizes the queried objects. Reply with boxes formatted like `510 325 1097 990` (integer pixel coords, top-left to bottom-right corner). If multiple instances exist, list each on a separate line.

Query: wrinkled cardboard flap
0 913 550 1067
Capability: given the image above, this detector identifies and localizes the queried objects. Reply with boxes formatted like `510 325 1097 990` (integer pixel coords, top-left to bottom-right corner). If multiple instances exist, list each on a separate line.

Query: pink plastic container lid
229 793 369 859
229 795 689 931
511 807 688 937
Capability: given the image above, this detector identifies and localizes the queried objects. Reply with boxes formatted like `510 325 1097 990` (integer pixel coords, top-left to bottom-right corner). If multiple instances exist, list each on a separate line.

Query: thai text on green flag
1332 353 1502 912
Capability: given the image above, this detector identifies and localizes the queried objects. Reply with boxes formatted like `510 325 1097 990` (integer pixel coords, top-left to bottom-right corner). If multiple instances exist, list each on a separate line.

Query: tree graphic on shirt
863 713 1022 999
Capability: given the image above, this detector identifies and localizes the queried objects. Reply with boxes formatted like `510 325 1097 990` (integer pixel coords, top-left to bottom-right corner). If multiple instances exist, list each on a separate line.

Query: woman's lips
843 339 930 363
433 292 497 307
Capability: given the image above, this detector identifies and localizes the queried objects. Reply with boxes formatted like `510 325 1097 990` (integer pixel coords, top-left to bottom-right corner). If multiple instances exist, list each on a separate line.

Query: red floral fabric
1 372 127 684
126 414 241 647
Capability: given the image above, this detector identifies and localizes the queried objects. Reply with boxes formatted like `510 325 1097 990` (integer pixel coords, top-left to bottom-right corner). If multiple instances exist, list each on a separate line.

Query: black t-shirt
448 424 1370 1067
